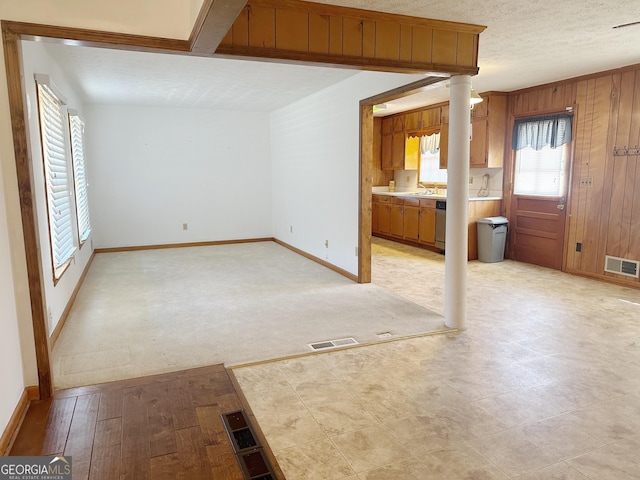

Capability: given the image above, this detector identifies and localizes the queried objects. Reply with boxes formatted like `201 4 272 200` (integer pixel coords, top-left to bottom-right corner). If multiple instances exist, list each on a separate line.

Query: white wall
0 0 198 442
85 105 272 248
20 41 95 335
0 162 25 446
270 71 423 275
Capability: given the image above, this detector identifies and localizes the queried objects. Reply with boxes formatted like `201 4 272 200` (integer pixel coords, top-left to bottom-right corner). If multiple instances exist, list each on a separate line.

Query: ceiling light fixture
470 88 483 105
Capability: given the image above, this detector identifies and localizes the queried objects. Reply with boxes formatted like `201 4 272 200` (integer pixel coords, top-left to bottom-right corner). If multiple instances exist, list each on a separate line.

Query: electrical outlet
406 175 411 183
182 223 188 230
469 177 474 184
580 177 593 187
576 242 582 252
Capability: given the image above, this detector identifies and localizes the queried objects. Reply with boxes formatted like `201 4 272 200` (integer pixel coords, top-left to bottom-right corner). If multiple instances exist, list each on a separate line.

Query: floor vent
376 332 394 339
221 410 276 480
604 255 640 278
309 337 358 351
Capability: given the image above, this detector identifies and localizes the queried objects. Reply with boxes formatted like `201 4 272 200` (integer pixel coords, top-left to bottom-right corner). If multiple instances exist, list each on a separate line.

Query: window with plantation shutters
69 113 91 244
36 77 76 279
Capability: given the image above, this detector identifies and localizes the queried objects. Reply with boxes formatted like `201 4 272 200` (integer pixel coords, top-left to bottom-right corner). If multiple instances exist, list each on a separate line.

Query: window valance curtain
420 132 440 155
512 114 573 151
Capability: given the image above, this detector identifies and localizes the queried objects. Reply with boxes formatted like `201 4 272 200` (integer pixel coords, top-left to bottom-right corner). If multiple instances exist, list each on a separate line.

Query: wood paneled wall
508 66 640 288
217 0 484 74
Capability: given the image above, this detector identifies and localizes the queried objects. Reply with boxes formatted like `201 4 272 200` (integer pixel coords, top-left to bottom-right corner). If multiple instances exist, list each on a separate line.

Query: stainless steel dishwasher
435 200 446 251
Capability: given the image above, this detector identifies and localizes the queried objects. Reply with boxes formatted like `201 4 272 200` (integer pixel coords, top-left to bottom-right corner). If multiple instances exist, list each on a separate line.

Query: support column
445 75 471 330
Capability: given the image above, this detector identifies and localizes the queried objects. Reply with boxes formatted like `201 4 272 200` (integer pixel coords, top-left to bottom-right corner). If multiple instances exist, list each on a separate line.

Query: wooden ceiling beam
190 0 249 54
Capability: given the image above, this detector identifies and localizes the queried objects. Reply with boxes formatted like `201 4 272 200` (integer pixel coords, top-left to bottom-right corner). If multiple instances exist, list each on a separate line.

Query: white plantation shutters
36 77 76 277
69 113 91 244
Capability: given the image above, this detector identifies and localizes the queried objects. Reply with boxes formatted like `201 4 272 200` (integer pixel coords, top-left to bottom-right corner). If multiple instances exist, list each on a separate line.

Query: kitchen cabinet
390 197 404 237
439 123 449 169
470 117 488 167
439 93 507 169
373 195 391 234
405 106 441 132
403 198 420 241
418 198 437 246
404 111 422 131
381 116 419 170
372 194 503 260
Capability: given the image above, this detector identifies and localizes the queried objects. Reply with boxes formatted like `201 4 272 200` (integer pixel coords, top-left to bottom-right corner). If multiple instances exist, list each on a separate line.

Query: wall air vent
604 255 640 278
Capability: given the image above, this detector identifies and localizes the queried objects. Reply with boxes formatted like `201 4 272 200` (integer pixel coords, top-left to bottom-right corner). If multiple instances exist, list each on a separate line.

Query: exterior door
510 142 571 270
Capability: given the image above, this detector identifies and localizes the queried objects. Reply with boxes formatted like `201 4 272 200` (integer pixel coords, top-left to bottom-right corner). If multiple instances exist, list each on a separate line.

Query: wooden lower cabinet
373 195 391 235
403 198 420 242
373 195 502 260
390 198 404 237
418 198 436 246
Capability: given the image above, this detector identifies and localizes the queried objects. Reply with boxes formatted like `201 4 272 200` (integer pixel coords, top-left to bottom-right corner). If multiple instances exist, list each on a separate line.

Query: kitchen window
418 131 447 184
69 112 91 245
512 114 572 196
36 74 76 280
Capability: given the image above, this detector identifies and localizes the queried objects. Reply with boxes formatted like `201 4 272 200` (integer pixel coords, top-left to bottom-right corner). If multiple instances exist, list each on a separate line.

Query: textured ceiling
40 0 640 114
41 43 360 111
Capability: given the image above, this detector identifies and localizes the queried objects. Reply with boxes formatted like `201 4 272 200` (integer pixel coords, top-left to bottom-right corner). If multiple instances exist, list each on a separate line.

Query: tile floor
234 238 640 479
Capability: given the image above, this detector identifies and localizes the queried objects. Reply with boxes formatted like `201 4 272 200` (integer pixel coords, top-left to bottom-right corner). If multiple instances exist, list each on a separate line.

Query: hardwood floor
10 365 282 480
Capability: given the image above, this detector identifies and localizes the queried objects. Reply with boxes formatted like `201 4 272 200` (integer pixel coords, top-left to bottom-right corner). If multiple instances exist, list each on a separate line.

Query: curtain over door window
512 114 572 196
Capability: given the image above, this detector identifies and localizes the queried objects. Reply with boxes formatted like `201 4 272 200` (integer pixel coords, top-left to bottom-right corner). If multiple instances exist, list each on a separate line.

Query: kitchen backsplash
391 168 503 197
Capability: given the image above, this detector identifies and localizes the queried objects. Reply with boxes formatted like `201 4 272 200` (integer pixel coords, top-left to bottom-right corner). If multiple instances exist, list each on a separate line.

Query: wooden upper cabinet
440 93 507 168
470 117 488 166
392 116 405 133
471 96 489 118
440 105 449 124
422 107 441 129
382 116 394 135
404 106 441 132
475 94 508 168
439 122 449 169
404 111 421 131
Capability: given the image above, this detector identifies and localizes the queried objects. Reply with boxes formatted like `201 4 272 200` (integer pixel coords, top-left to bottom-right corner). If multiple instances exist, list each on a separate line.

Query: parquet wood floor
10 364 281 480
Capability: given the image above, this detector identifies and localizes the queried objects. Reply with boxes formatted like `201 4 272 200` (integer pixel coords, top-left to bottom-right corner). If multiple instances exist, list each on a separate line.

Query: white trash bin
477 216 508 263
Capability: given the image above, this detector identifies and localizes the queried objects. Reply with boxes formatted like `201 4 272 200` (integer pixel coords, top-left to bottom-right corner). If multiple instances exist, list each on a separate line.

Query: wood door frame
3 17 471 398
503 107 578 268
358 76 449 283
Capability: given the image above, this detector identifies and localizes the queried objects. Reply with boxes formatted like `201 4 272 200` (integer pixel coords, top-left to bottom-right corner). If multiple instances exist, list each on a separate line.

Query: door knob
557 197 566 210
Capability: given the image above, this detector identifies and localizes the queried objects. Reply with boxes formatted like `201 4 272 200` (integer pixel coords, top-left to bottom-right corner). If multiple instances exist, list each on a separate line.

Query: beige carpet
52 241 447 389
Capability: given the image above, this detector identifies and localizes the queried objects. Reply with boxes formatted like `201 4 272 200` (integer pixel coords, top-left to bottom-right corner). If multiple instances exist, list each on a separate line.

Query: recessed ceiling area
39 0 640 115
40 42 366 111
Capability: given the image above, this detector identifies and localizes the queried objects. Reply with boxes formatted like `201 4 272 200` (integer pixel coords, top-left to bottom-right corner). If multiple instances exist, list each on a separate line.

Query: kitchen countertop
372 191 502 202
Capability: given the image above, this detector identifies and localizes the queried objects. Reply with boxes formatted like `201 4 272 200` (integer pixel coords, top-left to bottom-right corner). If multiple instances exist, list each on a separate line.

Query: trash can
477 216 508 263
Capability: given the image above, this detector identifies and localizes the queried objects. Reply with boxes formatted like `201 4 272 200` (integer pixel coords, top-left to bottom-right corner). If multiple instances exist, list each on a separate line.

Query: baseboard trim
94 237 275 254
273 238 358 282
50 251 96 347
0 386 39 456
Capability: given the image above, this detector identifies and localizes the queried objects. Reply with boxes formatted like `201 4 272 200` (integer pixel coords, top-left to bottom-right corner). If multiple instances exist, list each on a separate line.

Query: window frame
35 74 76 283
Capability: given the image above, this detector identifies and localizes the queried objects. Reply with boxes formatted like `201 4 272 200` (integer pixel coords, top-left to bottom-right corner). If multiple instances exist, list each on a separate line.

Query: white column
445 75 471 330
